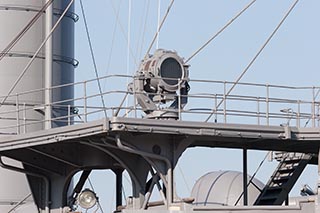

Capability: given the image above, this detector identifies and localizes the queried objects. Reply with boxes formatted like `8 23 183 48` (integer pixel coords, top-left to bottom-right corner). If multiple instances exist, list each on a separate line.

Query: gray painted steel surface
0 1 75 212
0 117 319 212
0 4 318 210
0 0 75 133
191 171 264 206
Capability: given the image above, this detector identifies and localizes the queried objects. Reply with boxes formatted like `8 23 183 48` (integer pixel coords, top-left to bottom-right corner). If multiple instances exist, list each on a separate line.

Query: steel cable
137 0 151 64
0 0 54 62
144 0 175 59
79 0 108 118
139 0 151 61
205 0 300 122
88 177 105 213
185 0 257 63
234 151 270 206
105 0 123 77
0 0 74 108
108 0 138 67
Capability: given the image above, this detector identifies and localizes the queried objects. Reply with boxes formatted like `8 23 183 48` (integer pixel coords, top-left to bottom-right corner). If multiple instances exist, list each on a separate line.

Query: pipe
90 138 169 207
97 137 168 209
45 0 53 129
115 135 173 206
0 156 50 213
89 138 169 208
102 137 168 190
79 141 142 191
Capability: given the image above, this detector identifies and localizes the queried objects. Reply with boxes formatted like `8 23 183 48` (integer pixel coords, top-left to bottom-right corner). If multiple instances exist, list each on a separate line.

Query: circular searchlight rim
155 51 186 92
77 188 98 210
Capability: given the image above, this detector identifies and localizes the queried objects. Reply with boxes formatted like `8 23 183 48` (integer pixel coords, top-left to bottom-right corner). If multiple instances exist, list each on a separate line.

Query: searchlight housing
130 49 190 119
139 49 187 92
77 189 98 210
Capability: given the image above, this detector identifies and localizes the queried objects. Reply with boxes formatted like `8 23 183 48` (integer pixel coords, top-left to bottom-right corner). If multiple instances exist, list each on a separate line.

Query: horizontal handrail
0 74 318 135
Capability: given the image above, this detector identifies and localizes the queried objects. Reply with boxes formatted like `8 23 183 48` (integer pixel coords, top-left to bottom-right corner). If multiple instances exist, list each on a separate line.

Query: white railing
0 74 319 135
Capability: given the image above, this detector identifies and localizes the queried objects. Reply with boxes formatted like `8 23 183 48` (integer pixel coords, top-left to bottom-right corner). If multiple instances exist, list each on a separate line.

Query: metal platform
0 75 320 212
1 116 320 153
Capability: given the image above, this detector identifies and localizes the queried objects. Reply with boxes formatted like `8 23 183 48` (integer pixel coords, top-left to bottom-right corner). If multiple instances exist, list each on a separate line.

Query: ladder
254 152 312 205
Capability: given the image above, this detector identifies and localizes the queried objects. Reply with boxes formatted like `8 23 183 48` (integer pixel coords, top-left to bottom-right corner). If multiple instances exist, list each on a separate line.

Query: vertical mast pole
126 0 131 115
156 0 161 49
243 148 248 206
45 0 53 129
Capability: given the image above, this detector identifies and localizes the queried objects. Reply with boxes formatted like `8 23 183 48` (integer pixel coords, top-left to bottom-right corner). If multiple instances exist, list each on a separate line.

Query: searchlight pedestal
130 49 190 119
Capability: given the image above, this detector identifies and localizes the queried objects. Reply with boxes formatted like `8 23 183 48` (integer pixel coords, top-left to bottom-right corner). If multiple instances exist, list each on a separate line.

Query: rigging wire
108 0 138 67
135 0 149 61
121 172 131 206
79 0 108 119
304 88 320 127
138 0 151 62
108 187 115 213
122 183 127 205
205 0 301 122
8 193 32 213
0 0 54 63
88 178 105 213
0 0 74 108
234 151 270 206
105 0 123 78
144 0 175 59
185 0 257 63
177 165 191 194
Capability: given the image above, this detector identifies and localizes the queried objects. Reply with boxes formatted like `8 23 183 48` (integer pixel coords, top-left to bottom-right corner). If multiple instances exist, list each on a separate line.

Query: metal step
254 153 312 205
278 166 295 174
271 176 290 185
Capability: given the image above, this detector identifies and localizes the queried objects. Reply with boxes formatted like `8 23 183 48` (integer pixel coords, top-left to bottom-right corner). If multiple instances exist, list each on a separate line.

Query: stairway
254 152 312 205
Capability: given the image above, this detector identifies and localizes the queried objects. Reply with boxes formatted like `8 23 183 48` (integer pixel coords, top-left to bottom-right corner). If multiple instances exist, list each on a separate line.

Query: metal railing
0 74 319 135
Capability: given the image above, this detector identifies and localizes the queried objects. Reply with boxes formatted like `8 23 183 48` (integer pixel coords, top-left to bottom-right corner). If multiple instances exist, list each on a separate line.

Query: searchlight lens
78 189 97 209
160 57 183 86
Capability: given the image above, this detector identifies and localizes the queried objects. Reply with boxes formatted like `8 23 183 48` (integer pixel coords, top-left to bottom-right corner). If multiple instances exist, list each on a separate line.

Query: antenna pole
45 0 53 129
156 0 161 49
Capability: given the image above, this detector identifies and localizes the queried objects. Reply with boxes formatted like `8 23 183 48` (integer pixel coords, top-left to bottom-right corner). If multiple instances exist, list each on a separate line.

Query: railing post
133 76 137 118
84 81 87 122
45 87 52 129
317 104 320 127
257 97 260 125
312 87 316 127
224 81 227 123
178 78 181 120
266 84 270 126
297 100 301 128
23 103 26 134
15 93 20 134
214 94 217 123
68 105 71 126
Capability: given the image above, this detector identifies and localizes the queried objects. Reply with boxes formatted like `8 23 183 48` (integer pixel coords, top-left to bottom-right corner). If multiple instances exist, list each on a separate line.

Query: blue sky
74 0 320 211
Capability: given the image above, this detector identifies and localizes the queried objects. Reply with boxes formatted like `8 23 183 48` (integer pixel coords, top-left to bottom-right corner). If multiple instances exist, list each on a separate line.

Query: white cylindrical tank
0 0 76 211
0 0 76 133
191 170 264 206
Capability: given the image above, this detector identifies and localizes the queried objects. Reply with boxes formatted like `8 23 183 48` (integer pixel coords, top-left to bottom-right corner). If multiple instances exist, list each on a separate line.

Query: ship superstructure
0 1 320 213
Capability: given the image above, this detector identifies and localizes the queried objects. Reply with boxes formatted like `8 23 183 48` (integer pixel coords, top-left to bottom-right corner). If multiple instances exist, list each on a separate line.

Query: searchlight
130 49 190 119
